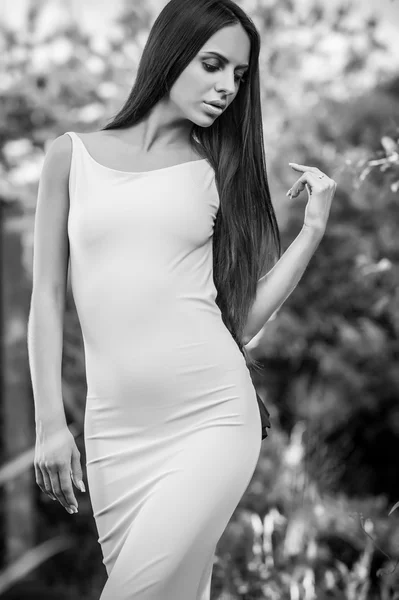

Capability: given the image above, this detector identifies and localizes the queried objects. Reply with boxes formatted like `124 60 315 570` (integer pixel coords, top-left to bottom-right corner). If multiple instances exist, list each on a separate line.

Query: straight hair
101 0 282 373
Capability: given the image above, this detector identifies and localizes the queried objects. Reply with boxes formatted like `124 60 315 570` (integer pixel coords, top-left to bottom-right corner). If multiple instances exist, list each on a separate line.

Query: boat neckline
69 132 209 175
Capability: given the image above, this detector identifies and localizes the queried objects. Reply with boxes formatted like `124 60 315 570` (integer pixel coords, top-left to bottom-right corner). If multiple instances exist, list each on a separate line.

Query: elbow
242 337 251 347
242 329 256 347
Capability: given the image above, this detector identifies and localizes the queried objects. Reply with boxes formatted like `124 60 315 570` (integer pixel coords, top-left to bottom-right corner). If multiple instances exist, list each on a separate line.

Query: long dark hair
101 0 282 373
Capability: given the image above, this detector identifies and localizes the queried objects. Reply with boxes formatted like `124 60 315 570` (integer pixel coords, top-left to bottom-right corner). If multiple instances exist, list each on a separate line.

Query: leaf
388 501 399 516
381 136 398 156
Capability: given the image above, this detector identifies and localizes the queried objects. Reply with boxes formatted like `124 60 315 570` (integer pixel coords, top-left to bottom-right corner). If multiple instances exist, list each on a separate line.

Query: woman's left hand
287 162 337 232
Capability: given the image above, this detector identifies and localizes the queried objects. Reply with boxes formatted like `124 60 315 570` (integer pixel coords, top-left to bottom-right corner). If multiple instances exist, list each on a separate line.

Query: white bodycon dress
65 131 262 600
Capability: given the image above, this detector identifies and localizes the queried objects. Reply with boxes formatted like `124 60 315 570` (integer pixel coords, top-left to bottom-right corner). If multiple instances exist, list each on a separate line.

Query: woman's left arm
242 162 337 346
242 224 324 345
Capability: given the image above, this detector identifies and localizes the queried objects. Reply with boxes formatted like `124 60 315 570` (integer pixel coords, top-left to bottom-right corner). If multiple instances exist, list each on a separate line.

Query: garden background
1 0 399 598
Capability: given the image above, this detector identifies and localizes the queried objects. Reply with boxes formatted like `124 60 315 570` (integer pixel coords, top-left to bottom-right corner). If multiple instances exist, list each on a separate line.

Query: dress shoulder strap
64 131 87 203
64 131 84 153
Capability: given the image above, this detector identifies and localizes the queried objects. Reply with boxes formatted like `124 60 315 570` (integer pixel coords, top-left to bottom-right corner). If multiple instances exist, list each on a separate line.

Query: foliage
0 0 398 598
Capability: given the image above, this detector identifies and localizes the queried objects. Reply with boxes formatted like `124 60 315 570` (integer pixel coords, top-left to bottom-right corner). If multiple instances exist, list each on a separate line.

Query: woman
29 0 336 598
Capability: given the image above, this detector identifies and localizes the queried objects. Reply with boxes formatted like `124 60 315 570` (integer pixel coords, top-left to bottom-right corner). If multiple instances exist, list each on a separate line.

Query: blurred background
1 0 399 598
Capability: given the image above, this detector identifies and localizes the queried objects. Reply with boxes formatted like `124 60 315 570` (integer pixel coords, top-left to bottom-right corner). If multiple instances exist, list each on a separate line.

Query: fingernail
286 189 291 197
78 480 86 492
69 506 78 514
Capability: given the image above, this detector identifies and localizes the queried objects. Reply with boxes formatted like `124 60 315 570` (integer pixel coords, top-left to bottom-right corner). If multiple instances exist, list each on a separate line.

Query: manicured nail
78 480 86 492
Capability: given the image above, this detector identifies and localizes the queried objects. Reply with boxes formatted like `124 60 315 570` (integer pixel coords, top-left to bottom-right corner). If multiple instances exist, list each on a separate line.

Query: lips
206 101 226 109
203 102 224 116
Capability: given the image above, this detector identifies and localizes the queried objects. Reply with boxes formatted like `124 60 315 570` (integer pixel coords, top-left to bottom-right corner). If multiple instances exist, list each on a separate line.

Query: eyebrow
201 51 249 70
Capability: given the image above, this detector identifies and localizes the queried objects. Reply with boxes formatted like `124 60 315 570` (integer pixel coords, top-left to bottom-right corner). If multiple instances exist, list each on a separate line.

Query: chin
197 118 215 127
194 111 219 126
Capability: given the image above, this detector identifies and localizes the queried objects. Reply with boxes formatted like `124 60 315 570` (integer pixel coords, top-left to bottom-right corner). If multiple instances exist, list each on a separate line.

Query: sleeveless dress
65 131 262 600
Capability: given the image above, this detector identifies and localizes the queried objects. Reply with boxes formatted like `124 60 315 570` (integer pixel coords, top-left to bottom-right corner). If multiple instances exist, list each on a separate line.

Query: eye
202 62 246 84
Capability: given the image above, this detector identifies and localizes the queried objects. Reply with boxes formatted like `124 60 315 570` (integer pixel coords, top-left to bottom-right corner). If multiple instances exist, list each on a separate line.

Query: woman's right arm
28 134 84 514
28 134 71 430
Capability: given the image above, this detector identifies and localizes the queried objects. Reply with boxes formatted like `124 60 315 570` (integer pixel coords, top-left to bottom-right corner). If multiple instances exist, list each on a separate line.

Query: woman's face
170 23 251 126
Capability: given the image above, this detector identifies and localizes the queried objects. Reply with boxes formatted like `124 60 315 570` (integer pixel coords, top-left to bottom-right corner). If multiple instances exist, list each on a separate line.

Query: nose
215 70 237 97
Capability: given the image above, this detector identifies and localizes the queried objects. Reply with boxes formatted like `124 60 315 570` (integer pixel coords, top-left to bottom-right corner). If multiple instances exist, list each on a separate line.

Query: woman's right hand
34 423 86 514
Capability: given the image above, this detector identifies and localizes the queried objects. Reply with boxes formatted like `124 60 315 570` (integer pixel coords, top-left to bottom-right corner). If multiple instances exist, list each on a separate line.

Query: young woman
29 0 336 598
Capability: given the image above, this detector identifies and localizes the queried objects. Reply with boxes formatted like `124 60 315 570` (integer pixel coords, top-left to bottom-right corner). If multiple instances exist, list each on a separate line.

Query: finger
42 469 57 500
289 162 322 174
35 463 55 500
39 465 57 500
47 465 76 513
70 449 85 493
288 172 322 197
34 463 45 493
293 172 321 196
58 466 79 511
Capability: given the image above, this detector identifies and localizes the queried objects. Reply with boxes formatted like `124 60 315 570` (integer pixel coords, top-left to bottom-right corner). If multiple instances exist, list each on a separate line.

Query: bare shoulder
45 133 73 172
76 129 134 156
37 133 74 196
77 130 110 143
32 134 73 297
79 129 128 145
